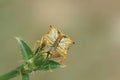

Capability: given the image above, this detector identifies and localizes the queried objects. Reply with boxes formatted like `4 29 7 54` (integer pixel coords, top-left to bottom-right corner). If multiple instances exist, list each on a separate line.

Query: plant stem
22 74 30 80
0 65 23 80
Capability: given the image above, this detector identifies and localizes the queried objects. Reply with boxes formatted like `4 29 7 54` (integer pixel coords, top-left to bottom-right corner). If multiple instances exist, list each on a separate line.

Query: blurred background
0 0 120 80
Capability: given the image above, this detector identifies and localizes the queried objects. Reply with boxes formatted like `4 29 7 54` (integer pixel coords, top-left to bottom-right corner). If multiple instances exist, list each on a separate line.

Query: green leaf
16 37 33 61
22 74 29 80
40 60 66 71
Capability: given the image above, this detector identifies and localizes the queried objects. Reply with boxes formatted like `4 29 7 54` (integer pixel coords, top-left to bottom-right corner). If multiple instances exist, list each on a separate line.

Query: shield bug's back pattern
33 25 75 63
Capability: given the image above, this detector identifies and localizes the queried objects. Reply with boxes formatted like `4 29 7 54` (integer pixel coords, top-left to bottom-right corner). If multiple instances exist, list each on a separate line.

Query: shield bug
33 25 75 63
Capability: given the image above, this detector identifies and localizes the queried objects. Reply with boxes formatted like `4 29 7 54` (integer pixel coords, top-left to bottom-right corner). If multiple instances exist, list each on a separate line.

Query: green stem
22 74 30 80
0 65 23 80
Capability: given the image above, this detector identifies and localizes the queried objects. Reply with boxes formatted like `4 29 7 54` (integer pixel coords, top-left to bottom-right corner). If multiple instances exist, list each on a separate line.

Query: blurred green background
0 0 120 80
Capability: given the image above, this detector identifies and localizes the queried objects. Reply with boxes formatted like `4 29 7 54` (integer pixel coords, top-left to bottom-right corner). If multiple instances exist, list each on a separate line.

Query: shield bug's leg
33 37 48 53
33 40 41 53
39 37 47 49
48 51 59 58
49 51 67 63
58 53 67 63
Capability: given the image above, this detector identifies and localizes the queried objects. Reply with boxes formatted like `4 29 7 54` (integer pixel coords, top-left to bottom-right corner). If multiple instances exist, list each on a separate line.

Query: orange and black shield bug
33 25 75 63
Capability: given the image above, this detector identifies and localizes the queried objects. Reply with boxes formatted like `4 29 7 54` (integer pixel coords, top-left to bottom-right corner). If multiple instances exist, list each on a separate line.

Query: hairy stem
0 65 23 80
